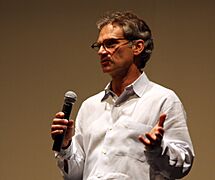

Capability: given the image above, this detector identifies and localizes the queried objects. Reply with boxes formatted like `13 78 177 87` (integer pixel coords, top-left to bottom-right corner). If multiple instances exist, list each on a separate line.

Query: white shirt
55 72 194 180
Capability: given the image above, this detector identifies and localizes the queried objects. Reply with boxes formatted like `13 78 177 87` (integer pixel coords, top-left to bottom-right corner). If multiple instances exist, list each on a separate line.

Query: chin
101 66 112 73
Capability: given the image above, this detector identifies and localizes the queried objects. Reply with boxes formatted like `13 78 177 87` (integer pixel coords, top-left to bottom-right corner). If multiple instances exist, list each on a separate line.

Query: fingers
145 131 163 144
139 131 163 147
139 135 150 146
158 114 166 127
51 120 74 140
51 121 67 140
52 118 68 125
139 114 166 149
51 112 74 140
55 111 65 118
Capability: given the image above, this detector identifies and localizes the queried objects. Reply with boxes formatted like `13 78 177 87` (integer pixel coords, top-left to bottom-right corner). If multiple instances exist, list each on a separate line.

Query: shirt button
102 149 106 155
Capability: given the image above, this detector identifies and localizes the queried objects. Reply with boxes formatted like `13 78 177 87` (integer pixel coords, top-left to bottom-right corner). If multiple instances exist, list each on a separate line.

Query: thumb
158 114 166 127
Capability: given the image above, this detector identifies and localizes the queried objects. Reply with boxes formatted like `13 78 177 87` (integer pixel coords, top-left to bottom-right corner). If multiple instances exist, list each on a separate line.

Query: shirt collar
132 71 150 97
101 72 150 102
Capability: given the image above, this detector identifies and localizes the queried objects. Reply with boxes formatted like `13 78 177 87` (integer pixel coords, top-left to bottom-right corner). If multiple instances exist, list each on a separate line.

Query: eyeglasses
91 38 130 52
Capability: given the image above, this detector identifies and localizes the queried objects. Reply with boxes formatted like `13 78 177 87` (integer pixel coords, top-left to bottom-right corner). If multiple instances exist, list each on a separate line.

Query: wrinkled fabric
55 72 194 180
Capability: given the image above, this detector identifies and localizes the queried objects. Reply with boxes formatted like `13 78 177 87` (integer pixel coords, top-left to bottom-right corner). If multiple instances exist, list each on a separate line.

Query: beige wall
0 0 214 179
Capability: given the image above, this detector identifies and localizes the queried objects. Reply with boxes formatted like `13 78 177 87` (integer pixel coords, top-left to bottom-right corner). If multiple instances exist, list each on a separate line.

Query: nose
98 45 108 55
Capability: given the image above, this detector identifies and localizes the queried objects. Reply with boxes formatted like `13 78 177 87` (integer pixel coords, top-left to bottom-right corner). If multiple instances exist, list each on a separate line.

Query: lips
100 58 112 66
101 59 110 63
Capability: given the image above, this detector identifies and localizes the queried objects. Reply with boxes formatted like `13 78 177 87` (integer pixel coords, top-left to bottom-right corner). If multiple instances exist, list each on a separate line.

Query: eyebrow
97 37 125 43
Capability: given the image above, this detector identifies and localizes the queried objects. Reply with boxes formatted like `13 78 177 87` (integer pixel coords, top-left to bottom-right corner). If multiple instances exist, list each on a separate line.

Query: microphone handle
52 103 73 152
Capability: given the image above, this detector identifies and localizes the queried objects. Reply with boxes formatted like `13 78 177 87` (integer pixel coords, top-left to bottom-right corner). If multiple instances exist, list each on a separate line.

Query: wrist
62 140 72 149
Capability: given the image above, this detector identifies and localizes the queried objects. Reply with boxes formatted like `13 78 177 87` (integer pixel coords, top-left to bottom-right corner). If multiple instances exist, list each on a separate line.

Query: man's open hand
139 114 166 149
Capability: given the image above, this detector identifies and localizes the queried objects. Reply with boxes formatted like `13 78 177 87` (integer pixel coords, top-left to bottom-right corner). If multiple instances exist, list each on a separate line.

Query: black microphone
52 91 77 152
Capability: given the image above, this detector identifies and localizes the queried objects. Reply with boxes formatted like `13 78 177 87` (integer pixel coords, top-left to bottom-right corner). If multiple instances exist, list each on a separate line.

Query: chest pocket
103 119 153 162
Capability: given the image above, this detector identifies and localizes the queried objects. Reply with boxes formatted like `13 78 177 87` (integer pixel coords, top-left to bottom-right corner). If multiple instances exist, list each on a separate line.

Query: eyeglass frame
91 38 131 52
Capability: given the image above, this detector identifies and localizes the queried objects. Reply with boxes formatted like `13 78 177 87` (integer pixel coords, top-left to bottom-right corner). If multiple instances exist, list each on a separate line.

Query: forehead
97 24 124 42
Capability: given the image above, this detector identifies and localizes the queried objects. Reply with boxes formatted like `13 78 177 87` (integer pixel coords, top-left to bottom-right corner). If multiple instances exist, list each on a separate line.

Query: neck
111 67 141 96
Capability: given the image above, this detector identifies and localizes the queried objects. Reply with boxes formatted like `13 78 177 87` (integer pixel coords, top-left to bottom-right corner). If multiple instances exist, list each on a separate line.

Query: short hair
96 11 154 69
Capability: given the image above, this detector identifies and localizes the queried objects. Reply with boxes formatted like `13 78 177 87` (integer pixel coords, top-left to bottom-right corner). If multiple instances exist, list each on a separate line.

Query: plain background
0 0 214 179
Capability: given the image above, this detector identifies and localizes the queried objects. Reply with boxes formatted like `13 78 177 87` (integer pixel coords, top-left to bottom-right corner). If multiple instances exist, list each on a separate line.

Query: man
51 11 194 180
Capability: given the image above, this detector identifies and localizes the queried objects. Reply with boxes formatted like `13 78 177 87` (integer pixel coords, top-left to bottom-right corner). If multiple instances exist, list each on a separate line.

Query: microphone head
64 91 77 104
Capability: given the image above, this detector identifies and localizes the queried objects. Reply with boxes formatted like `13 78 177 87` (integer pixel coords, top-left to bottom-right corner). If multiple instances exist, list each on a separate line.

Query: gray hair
96 11 154 69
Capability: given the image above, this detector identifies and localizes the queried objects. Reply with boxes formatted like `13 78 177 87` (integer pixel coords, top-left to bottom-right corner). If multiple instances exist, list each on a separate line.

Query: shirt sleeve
145 93 195 179
54 103 86 180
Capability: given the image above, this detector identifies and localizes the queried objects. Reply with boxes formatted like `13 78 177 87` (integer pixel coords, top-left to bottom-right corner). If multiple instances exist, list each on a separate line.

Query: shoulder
84 90 105 104
147 82 187 116
79 90 105 111
75 90 107 127
149 82 181 102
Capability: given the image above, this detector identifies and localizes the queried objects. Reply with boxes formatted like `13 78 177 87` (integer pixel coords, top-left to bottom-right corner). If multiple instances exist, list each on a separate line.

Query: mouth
100 58 112 66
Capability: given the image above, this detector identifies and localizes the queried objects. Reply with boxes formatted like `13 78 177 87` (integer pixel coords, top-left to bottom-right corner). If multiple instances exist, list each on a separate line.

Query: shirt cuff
54 141 73 160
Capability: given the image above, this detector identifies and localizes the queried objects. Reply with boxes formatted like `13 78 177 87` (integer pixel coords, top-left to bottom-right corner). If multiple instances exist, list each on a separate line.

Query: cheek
116 50 134 64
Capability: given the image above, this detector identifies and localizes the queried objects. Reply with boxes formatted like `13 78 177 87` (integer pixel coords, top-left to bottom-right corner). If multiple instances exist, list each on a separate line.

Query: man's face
96 24 135 77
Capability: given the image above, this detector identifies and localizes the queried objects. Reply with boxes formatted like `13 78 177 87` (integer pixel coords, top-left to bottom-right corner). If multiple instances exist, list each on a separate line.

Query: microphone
52 91 77 152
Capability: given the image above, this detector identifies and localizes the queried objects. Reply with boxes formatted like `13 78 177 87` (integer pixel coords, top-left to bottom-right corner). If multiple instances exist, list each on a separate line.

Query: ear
132 40 144 56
